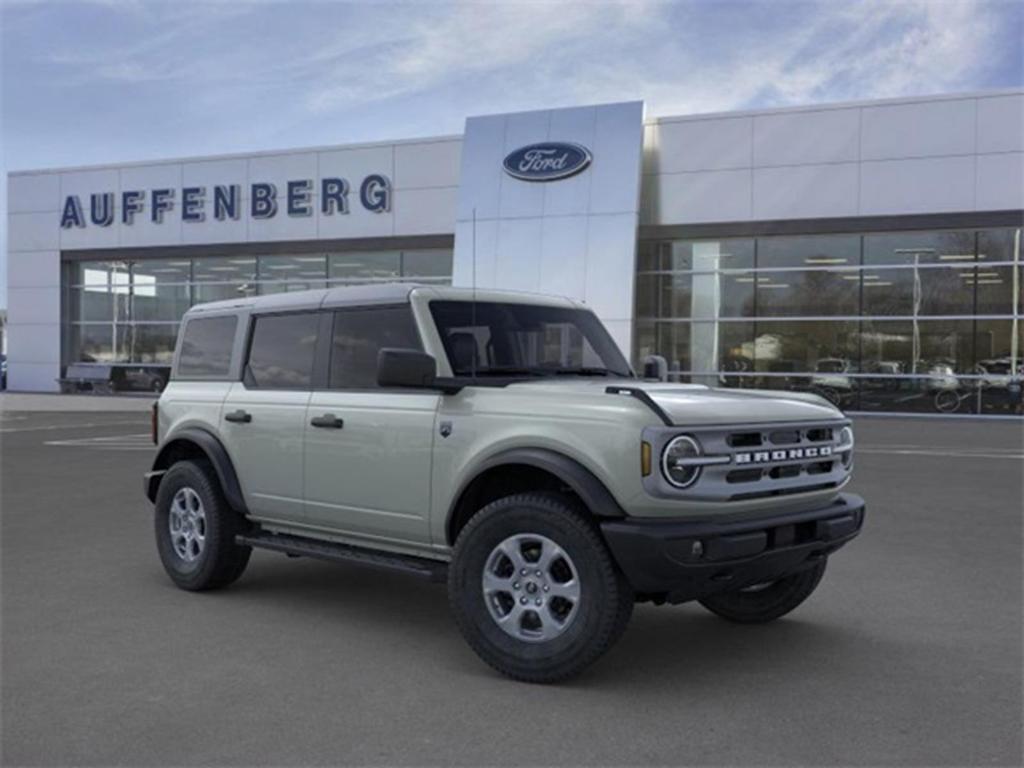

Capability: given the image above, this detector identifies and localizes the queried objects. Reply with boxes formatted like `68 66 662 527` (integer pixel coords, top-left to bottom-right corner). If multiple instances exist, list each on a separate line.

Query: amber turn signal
641 441 652 476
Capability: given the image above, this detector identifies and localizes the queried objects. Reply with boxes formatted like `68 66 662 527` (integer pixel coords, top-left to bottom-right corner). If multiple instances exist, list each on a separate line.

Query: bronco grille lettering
733 445 833 465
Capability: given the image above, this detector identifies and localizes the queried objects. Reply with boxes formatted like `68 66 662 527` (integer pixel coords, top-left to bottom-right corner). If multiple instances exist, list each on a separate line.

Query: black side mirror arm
431 377 465 395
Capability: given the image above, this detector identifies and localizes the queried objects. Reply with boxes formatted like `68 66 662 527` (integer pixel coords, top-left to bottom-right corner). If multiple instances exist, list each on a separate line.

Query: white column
689 242 721 386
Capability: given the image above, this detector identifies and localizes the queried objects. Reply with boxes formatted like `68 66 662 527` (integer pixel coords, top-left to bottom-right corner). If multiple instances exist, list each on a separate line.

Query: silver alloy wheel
168 487 207 563
482 533 581 643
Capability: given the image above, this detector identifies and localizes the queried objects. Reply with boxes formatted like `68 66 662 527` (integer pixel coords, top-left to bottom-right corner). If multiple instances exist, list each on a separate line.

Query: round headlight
662 435 703 488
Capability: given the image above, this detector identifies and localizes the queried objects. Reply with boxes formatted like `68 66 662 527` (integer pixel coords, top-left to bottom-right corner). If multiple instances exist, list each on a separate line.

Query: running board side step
235 531 448 582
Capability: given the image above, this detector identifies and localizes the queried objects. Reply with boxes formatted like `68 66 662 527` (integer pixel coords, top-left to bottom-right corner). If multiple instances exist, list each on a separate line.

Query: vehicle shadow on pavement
188 552 874 690
586 606 863 688
188 554 455 632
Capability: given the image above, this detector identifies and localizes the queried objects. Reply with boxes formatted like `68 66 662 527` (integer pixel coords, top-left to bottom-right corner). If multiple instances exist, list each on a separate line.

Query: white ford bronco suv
146 283 864 682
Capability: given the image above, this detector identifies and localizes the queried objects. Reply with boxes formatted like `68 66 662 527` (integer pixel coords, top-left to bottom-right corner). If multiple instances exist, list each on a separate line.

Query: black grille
727 468 763 484
769 430 801 445
806 461 835 475
728 432 762 448
655 419 850 502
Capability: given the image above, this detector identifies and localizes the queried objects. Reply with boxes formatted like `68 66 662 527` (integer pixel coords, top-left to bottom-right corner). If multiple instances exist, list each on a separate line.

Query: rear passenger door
303 305 439 545
220 311 321 524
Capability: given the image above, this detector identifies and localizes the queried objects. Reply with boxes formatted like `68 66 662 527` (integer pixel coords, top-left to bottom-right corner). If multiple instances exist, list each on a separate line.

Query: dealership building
5 90 1022 413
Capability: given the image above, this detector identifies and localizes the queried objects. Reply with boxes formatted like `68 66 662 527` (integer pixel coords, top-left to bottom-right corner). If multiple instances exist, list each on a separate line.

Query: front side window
329 306 422 389
429 301 632 378
245 312 319 389
177 315 237 378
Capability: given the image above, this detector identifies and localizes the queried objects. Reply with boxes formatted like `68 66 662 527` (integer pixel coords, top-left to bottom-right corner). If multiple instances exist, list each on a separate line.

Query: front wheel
698 558 827 624
448 493 633 683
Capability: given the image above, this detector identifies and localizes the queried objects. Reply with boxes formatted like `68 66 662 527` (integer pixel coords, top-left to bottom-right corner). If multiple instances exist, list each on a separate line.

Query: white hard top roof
184 283 582 317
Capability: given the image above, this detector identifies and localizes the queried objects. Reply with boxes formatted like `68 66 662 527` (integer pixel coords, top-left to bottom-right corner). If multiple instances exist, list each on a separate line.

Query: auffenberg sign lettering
502 142 591 182
59 174 392 229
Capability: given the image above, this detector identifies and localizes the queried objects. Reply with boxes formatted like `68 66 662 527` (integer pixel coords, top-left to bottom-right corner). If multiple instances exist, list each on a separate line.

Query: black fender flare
447 447 626 542
146 427 247 513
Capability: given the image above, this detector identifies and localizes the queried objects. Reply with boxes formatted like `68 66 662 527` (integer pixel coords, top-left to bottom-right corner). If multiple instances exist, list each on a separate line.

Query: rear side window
177 315 237 378
245 312 319 390
330 306 422 389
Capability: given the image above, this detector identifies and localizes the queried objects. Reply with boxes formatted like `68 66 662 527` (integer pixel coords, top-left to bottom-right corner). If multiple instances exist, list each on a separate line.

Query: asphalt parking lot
1 409 1021 766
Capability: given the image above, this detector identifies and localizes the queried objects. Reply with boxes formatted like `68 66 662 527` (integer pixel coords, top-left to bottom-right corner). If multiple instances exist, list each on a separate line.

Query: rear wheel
154 460 251 591
698 558 827 624
448 493 633 683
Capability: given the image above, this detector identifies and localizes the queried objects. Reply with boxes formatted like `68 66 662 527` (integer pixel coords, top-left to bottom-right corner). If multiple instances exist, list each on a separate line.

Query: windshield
429 300 633 379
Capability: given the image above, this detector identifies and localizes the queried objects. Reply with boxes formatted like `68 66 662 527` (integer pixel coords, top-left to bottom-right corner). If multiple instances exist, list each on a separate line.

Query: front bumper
600 493 865 604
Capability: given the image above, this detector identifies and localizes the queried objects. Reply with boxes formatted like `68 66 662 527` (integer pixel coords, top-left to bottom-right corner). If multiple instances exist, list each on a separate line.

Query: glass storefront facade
56 227 1024 414
62 248 452 369
635 227 1023 415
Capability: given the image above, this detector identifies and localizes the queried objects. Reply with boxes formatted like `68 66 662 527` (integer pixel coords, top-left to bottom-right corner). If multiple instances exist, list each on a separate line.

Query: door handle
310 414 344 429
224 409 252 424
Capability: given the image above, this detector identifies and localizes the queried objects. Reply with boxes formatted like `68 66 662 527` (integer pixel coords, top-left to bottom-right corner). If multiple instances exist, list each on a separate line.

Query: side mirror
642 355 668 382
377 348 438 389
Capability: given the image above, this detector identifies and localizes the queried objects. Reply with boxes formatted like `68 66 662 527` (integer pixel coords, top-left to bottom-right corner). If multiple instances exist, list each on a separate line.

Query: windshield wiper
460 367 549 377
458 366 622 379
550 367 616 377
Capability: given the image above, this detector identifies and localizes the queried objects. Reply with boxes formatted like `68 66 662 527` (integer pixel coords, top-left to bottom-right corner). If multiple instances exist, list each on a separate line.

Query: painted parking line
44 433 154 451
0 420 147 434
856 442 1022 452
856 448 1024 460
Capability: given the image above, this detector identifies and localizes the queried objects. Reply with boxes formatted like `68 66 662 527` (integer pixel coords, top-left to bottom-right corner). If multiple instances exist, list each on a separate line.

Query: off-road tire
448 492 634 683
698 558 827 624
155 460 252 591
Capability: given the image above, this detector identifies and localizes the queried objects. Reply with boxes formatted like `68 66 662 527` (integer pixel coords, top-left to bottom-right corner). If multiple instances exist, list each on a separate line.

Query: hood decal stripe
605 385 673 426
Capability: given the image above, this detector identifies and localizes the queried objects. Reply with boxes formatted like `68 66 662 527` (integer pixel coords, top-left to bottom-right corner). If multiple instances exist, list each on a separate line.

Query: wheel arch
446 448 625 546
146 428 247 513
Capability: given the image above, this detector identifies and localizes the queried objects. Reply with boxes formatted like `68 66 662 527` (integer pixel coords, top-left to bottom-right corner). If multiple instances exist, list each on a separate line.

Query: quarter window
329 306 422 389
245 312 319 389
177 315 237 378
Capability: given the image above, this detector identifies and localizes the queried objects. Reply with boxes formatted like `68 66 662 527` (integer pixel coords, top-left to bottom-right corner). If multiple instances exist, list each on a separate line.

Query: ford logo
503 142 592 182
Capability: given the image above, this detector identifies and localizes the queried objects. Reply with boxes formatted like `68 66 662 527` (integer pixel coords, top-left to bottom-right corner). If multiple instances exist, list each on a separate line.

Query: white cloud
295 0 1015 119
304 1 659 112
4 0 1019 159
38 2 258 83
567 0 1010 117
18 0 1016 121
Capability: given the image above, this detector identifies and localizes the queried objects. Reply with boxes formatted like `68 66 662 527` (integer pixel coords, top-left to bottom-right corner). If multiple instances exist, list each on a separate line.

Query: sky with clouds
1 0 1022 305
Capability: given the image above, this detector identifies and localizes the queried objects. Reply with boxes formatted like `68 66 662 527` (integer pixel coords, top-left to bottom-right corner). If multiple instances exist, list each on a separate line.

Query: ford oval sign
503 142 592 182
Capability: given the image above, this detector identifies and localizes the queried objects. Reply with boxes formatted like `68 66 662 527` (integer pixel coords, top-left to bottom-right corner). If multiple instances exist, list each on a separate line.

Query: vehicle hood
505 379 842 426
